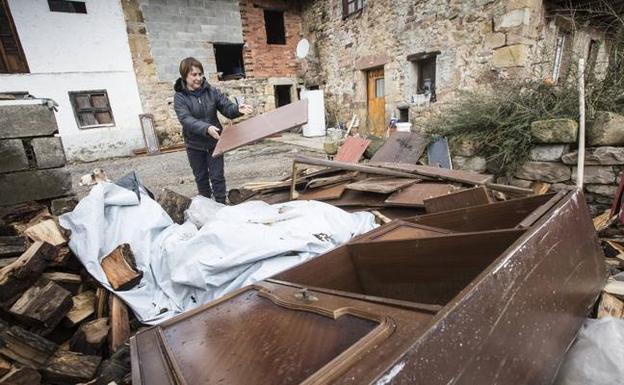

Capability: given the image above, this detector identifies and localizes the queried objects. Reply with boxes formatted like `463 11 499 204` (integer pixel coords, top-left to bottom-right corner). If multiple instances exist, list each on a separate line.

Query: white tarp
59 182 377 324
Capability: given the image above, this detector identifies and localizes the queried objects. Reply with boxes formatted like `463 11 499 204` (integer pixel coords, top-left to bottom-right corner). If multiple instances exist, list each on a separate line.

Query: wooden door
366 68 385 137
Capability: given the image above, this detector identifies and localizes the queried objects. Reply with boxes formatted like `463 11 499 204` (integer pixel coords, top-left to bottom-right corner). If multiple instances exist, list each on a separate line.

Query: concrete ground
68 133 326 199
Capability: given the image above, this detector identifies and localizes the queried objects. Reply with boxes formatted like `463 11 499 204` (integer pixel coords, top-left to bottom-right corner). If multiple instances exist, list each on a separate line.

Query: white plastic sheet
59 182 377 324
554 317 624 385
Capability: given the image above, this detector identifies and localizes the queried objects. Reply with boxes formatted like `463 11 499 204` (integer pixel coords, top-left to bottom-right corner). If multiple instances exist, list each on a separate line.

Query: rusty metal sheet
213 100 308 156
385 183 457 207
346 177 418 194
370 132 428 164
423 186 492 213
335 136 371 163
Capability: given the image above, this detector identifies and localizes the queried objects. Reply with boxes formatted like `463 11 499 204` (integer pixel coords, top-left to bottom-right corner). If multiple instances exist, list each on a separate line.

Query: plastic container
300 90 326 137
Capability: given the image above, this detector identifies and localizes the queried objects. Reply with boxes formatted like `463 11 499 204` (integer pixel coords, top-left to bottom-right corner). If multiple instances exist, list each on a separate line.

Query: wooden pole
577 58 586 189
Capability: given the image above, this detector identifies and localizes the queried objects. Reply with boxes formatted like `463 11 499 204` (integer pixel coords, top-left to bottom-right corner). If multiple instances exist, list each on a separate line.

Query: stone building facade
299 0 610 133
121 0 303 147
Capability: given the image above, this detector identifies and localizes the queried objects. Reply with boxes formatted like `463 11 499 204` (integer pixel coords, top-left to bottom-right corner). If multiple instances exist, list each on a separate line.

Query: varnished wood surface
423 186 492 213
385 183 457 207
214 100 308 156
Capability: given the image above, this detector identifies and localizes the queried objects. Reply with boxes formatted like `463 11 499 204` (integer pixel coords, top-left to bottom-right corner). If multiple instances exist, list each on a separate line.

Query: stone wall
122 0 302 147
300 0 610 131
0 103 72 206
452 114 624 215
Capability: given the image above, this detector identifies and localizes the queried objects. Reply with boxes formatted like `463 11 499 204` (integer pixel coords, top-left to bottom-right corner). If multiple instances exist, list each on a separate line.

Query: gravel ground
68 140 324 199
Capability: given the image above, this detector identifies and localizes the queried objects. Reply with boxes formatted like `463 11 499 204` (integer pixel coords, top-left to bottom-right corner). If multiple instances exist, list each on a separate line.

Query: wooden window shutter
0 0 29 74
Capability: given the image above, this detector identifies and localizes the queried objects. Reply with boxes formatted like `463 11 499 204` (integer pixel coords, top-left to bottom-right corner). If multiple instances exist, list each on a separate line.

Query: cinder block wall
0 103 72 206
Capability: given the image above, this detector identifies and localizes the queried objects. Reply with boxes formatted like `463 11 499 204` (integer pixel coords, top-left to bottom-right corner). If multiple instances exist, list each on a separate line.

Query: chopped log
95 287 109 319
157 188 192 225
0 236 26 258
49 247 74 268
65 291 96 327
9 278 73 331
597 292 624 319
100 244 143 291
0 325 57 368
228 188 257 205
109 295 130 353
0 241 55 303
41 350 102 384
0 365 41 385
0 357 9 378
24 219 67 247
69 318 109 355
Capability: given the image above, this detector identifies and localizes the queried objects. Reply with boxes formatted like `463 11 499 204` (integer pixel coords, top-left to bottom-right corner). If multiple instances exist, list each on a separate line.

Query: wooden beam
294 156 419 178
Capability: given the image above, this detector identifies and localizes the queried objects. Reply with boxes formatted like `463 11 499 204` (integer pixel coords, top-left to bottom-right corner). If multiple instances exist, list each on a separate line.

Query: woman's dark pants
186 147 226 204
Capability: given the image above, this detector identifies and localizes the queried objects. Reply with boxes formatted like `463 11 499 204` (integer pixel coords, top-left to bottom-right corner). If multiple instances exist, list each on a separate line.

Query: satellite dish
296 39 310 59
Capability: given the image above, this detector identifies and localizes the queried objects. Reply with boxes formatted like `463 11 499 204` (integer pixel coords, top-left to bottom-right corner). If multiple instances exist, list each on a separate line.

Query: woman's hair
179 57 204 79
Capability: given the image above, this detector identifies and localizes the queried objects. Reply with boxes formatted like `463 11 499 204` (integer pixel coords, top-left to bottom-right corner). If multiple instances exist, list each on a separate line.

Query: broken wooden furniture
131 190 604 385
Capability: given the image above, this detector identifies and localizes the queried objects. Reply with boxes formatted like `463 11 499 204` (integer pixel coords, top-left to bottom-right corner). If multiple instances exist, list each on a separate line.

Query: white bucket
396 122 412 132
300 90 326 137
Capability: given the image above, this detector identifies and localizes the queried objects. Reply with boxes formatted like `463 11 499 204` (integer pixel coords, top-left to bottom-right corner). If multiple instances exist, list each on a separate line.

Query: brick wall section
240 0 302 79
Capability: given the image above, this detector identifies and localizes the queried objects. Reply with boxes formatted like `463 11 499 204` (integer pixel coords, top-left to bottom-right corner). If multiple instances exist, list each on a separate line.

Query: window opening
264 10 286 45
48 0 87 14
214 44 245 81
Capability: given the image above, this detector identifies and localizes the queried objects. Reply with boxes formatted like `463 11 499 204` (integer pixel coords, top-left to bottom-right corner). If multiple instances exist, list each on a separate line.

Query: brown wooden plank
346 177 418 194
101 244 143 291
0 241 55 303
109 294 131 352
412 193 557 232
348 229 525 305
325 189 388 207
0 356 10 378
306 172 358 190
296 183 347 201
214 99 308 156
369 161 493 185
371 132 429 163
335 136 371 163
385 183 457 207
423 186 492 213
9 278 73 331
294 155 420 178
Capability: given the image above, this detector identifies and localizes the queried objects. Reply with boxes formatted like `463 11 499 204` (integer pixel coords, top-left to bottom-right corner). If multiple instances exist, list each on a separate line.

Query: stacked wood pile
229 132 540 220
594 210 624 319
0 202 134 385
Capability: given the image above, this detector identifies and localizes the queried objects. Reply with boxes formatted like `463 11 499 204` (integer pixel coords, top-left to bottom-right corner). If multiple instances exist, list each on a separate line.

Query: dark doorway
274 85 292 107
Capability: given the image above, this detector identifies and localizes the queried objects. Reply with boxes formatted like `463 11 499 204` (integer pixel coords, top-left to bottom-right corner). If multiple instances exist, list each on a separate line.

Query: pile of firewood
0 201 135 385
594 210 624 318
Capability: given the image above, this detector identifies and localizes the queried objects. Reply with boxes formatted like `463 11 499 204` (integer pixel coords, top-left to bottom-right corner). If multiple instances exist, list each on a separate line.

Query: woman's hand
206 125 221 140
238 104 253 115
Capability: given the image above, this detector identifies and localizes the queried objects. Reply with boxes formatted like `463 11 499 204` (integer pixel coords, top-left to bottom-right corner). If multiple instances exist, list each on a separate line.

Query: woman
173 57 252 204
